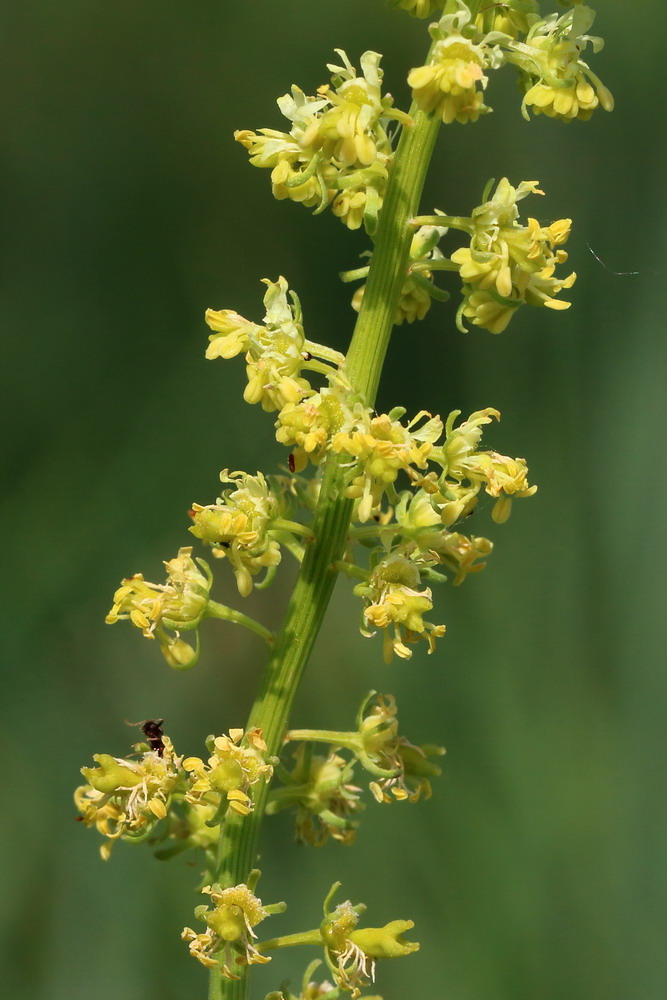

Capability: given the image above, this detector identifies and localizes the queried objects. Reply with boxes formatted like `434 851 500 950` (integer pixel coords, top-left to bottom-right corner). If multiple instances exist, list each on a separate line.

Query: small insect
126 718 166 756
288 452 296 473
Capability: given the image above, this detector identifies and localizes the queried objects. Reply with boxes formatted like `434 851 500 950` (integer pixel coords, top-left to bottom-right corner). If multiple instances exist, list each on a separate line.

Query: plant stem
286 728 359 750
211 62 445 1000
205 601 275 645
270 518 315 540
258 929 323 952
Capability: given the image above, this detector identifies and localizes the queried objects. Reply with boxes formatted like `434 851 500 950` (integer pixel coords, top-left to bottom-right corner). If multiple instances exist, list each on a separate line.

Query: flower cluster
406 2 611 127
75 736 182 859
105 547 211 668
189 470 282 596
392 489 494 584
474 2 539 39
354 554 446 662
293 692 444 798
354 693 445 802
183 728 275 817
423 406 537 524
182 880 285 977
348 223 451 325
407 4 505 124
333 405 535 658
511 5 614 121
333 407 443 523
319 885 419 997
205 277 344 412
267 745 362 846
235 51 410 233
276 381 354 473
449 177 576 333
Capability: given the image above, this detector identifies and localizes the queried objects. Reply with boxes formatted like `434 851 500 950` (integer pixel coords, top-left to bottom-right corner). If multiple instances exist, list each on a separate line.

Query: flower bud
348 919 419 959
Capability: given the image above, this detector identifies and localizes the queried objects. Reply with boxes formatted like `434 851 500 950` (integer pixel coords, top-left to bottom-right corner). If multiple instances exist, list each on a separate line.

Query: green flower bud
81 755 142 794
206 903 246 942
348 919 419 959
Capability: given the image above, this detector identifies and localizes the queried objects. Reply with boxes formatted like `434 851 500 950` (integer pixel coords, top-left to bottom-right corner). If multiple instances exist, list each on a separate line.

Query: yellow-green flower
450 178 576 333
189 469 281 597
392 489 494 581
475 2 539 39
319 885 419 997
105 547 211 667
350 223 450 325
510 6 614 122
333 407 443 523
275 381 354 472
183 728 275 817
182 881 284 976
369 741 445 804
106 547 210 636
236 52 409 233
267 745 362 846
408 37 488 124
407 6 500 125
75 736 182 859
426 407 537 523
354 554 446 662
206 277 312 412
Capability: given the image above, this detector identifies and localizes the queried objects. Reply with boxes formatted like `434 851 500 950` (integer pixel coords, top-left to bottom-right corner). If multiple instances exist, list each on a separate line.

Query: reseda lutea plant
75 3 612 998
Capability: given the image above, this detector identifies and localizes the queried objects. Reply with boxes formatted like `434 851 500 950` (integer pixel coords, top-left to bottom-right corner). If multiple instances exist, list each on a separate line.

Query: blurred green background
2 1 666 998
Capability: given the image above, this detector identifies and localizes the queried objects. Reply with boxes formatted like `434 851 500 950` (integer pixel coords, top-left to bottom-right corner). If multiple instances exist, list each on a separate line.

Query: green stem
205 601 274 645
270 518 315 540
212 47 446 1000
331 560 369 582
348 523 398 541
286 728 360 751
303 338 346 365
339 265 371 283
258 929 323 952
411 213 473 233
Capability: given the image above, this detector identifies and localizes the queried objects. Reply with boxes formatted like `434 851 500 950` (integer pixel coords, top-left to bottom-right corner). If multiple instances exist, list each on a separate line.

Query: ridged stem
210 41 449 1000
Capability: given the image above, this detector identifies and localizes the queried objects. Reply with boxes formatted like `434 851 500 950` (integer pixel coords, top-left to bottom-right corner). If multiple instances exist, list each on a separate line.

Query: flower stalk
209 28 457 999
75 4 614 998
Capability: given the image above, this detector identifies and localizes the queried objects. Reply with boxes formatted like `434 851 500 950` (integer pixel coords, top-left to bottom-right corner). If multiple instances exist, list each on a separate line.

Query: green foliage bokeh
2 2 666 998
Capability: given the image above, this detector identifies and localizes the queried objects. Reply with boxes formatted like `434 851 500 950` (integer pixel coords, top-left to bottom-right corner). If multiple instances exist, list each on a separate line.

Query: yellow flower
424 408 537 523
182 881 284 977
183 728 275 817
451 178 576 333
206 277 313 412
408 37 488 125
333 407 443 523
204 309 260 361
75 736 182 859
408 3 496 127
355 554 446 662
352 692 445 803
189 470 281 596
105 548 210 667
513 7 614 122
369 741 445 804
474 2 539 39
351 223 449 324
236 52 408 233
320 886 419 997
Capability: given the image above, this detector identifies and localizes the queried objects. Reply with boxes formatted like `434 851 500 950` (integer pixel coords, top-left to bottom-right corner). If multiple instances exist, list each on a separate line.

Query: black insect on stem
127 718 166 756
